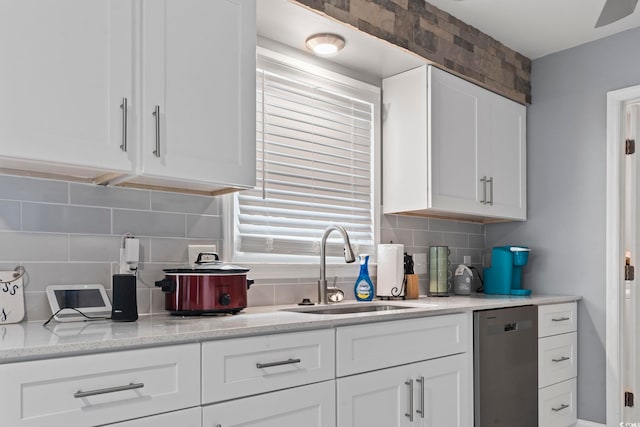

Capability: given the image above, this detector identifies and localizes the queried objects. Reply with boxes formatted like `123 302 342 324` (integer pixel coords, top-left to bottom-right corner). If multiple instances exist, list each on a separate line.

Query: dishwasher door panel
474 305 538 427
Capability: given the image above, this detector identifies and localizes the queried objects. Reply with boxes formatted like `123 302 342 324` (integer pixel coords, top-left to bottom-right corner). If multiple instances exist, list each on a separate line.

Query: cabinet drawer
0 344 200 427
107 407 201 427
336 313 469 377
539 378 577 427
203 381 336 427
539 302 577 337
202 329 335 404
539 332 577 388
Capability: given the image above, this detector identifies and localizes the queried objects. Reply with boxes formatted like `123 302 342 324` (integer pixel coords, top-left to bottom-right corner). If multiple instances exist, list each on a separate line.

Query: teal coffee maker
483 246 531 295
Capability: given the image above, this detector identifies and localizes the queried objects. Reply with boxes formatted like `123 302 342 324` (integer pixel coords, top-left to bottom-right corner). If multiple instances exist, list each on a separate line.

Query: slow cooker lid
163 261 250 274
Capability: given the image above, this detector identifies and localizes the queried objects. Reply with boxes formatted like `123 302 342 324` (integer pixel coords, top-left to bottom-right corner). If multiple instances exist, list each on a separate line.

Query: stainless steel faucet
318 224 356 305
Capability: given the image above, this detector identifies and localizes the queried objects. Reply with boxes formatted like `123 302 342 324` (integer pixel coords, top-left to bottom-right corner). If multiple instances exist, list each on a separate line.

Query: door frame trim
606 84 640 425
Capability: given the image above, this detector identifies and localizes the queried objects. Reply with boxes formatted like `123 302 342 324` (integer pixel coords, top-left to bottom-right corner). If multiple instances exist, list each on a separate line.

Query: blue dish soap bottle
354 254 374 301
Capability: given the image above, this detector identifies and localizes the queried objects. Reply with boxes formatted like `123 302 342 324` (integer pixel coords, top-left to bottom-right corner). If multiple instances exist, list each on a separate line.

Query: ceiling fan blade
595 0 639 27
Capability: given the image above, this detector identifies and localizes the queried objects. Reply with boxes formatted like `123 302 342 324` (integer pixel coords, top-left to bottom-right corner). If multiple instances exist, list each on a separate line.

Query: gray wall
486 27 640 424
0 174 484 320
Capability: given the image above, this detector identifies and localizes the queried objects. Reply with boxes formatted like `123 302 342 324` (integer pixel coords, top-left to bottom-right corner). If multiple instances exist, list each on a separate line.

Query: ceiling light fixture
305 33 346 57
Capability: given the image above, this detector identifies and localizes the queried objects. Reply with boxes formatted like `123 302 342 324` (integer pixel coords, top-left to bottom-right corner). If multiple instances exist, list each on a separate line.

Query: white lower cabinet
202 381 335 427
337 353 469 427
539 378 577 427
538 302 578 427
107 407 201 427
0 344 200 427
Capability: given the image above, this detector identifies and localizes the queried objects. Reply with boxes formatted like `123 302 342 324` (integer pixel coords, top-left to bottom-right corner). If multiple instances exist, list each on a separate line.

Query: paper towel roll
376 244 404 297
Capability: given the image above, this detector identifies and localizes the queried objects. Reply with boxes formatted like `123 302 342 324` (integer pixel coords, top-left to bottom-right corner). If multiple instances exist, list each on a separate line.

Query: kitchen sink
283 303 414 315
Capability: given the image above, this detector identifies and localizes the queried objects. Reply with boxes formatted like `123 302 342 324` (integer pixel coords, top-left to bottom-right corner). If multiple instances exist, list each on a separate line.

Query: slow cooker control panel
219 293 232 306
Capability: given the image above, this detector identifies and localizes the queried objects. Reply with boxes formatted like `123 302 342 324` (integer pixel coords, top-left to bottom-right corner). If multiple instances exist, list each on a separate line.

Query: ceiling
257 0 640 79
257 0 424 81
425 0 640 59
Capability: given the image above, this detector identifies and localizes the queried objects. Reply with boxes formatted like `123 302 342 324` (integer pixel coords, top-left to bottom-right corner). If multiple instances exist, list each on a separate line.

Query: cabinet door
202 381 335 427
337 363 413 427
141 0 256 188
429 67 483 216
0 0 134 174
482 91 527 220
412 354 470 427
107 407 201 427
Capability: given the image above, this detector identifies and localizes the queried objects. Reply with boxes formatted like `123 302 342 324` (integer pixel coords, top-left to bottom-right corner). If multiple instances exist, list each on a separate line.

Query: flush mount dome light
305 33 346 57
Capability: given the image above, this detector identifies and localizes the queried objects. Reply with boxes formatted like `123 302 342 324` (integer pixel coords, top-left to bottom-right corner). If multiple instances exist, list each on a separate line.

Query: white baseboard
575 419 606 427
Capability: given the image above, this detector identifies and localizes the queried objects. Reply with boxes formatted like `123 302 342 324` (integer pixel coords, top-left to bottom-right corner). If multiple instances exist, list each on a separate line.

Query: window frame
225 47 381 266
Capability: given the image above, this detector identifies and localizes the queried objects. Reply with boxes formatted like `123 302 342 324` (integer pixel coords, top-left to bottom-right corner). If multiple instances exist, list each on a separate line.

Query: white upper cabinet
135 0 256 191
383 65 526 222
0 0 135 177
0 0 256 194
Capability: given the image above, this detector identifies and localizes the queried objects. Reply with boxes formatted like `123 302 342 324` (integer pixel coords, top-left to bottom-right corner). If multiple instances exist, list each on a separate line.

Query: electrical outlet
188 245 217 264
463 255 472 265
413 253 427 275
119 237 139 274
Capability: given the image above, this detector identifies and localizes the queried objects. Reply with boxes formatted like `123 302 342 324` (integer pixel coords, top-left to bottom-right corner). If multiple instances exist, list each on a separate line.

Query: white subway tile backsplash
186 215 222 239
0 174 486 320
69 235 134 262
150 191 219 215
442 232 469 248
396 216 429 230
149 238 216 263
0 232 68 262
22 203 111 234
0 201 20 230
247 284 275 307
274 283 317 305
70 183 150 210
0 175 68 203
20 262 112 292
113 209 186 237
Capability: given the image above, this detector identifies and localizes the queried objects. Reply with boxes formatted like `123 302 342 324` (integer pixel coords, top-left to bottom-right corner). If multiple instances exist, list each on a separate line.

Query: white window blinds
234 55 376 260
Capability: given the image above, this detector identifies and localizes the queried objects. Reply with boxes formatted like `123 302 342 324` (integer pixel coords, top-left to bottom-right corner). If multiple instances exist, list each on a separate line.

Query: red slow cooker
155 254 252 315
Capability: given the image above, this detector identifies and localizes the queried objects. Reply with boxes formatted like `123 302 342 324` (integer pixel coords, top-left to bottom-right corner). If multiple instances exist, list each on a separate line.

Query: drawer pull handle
120 97 128 152
551 403 570 412
256 358 301 369
152 105 161 158
552 356 570 363
551 317 571 322
405 379 414 422
74 382 144 398
416 376 425 418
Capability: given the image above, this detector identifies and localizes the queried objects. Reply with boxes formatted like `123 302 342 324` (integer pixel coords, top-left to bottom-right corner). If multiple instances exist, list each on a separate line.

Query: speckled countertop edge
0 294 580 364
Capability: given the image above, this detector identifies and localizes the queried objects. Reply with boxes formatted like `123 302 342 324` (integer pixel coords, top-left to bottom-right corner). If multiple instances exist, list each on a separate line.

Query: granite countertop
0 293 580 364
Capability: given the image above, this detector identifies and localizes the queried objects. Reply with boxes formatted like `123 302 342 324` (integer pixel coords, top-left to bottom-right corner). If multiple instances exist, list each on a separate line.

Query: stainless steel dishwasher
474 305 538 426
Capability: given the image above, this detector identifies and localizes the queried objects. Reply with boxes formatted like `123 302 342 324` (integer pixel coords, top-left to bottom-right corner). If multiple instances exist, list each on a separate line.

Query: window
232 50 379 262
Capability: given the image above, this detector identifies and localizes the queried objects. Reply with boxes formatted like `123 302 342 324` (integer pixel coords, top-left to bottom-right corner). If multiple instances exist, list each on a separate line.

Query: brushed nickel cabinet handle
74 382 144 398
552 316 571 322
256 358 301 369
480 176 487 204
552 356 570 363
152 105 161 158
487 177 494 205
120 97 128 152
405 379 414 421
416 376 425 418
552 403 570 412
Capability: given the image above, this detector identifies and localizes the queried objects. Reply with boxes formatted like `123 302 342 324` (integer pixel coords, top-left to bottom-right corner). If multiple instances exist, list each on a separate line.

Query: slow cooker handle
247 279 254 290
155 278 175 293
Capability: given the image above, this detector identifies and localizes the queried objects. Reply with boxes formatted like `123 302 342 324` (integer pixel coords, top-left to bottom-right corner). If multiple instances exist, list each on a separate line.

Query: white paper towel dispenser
376 244 404 298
